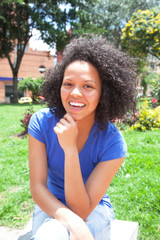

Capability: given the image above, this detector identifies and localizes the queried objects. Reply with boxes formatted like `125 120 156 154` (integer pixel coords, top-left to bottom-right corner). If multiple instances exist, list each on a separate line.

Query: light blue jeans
31 204 114 240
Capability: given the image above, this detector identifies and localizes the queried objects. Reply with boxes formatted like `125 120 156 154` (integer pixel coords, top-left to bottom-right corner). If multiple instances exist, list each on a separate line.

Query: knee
34 219 69 240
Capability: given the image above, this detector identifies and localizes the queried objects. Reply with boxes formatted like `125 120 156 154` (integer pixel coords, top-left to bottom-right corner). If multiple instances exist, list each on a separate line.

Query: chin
70 114 82 122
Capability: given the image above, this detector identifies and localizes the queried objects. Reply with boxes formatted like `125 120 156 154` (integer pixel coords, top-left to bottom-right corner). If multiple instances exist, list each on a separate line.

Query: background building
0 45 54 103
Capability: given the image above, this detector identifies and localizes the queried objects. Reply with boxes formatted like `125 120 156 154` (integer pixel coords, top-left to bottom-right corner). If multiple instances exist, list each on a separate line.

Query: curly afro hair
42 34 137 128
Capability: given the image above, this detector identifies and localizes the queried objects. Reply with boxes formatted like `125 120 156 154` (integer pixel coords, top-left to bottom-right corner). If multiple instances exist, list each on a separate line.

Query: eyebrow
63 78 97 84
84 79 97 84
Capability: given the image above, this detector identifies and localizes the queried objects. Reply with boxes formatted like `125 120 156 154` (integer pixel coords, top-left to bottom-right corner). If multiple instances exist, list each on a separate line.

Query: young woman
28 35 137 240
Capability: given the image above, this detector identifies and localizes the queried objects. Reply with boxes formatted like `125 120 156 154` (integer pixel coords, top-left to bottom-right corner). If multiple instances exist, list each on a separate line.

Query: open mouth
69 101 86 108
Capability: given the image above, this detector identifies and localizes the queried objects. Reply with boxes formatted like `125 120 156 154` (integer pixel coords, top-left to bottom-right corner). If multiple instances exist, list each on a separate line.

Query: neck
76 117 95 135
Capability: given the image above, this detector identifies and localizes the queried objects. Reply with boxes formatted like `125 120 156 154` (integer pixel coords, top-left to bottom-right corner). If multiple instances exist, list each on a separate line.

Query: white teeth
69 102 85 107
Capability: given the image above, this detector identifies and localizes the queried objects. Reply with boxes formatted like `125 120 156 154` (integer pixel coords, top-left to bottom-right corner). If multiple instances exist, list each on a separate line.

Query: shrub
137 60 150 96
146 72 160 104
36 95 45 104
18 76 44 101
131 101 160 131
114 111 138 130
20 107 34 132
149 98 159 108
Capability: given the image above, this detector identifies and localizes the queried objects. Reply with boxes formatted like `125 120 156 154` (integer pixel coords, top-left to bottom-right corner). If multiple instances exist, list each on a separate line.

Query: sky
29 28 55 55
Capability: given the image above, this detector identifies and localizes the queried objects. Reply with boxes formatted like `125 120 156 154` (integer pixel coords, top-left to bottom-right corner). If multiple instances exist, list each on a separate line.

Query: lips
68 101 86 112
69 101 86 107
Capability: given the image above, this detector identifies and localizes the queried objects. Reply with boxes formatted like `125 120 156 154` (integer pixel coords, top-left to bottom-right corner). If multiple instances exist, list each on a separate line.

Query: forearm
54 114 92 219
64 147 91 219
30 182 86 232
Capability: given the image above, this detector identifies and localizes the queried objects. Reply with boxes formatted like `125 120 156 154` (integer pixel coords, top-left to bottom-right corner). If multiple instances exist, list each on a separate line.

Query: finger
54 123 67 134
63 113 76 125
54 126 63 134
56 122 68 130
59 118 70 127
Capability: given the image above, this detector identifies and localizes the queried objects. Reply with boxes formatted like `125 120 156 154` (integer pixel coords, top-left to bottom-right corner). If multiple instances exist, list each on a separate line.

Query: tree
72 0 159 48
0 1 30 103
18 76 44 101
121 8 160 60
0 0 93 103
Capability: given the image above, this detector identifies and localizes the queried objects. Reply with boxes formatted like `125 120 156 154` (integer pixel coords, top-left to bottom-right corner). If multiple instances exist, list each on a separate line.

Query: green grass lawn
0 104 160 239
0 104 44 228
108 130 160 240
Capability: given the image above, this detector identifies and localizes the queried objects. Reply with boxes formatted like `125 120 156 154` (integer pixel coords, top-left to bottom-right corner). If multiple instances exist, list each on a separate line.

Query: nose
71 87 82 97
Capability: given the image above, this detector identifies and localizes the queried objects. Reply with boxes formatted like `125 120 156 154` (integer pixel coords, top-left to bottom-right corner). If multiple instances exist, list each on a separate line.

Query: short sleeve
28 111 45 143
99 129 127 162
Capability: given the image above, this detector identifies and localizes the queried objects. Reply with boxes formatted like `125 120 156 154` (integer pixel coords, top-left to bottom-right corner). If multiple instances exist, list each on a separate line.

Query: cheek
60 88 69 102
86 91 101 104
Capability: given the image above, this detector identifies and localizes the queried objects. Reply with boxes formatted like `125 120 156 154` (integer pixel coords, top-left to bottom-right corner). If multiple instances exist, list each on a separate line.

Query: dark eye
84 85 93 89
63 83 72 87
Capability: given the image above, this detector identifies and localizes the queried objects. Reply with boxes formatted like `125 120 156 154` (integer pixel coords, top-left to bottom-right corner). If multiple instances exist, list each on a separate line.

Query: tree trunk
12 72 18 103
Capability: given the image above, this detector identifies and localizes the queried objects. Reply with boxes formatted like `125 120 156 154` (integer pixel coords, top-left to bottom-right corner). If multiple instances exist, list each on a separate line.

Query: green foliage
1 0 23 3
71 2 107 39
136 60 150 95
136 59 149 75
18 76 44 101
0 1 29 59
141 78 147 95
146 72 160 104
29 0 94 52
121 8 160 59
131 101 160 131
72 0 159 48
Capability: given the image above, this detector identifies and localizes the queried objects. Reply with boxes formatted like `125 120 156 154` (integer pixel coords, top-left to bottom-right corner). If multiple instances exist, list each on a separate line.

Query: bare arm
54 114 124 220
64 147 124 219
28 134 94 240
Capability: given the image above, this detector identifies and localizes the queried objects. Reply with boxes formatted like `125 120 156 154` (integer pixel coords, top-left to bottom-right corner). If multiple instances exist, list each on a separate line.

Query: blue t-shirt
28 108 127 209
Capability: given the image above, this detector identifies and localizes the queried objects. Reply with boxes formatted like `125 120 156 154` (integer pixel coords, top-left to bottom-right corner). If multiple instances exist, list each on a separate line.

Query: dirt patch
10 130 28 139
9 186 22 193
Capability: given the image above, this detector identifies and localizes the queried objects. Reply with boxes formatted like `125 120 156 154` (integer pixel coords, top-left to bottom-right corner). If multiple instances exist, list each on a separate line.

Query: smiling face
60 61 102 124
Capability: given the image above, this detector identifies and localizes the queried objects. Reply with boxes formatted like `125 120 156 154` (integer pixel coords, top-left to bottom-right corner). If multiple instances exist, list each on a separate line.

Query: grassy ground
0 104 44 228
0 104 160 239
108 129 160 240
